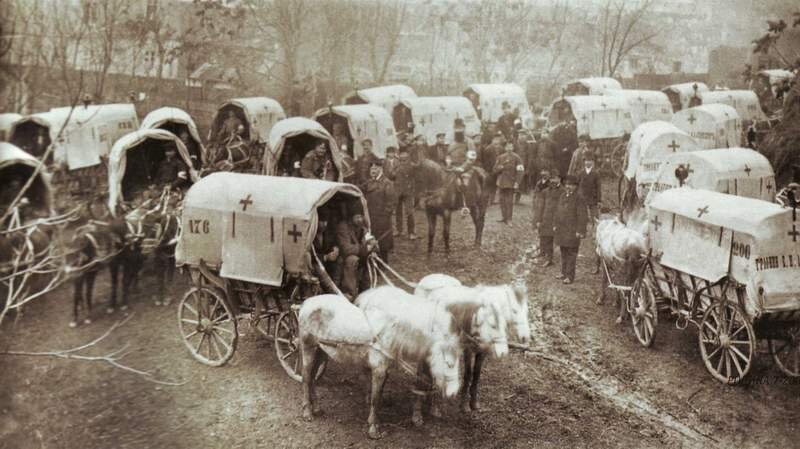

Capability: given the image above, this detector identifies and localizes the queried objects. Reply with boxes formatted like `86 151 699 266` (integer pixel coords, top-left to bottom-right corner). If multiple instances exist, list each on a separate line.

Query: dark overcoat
553 189 588 247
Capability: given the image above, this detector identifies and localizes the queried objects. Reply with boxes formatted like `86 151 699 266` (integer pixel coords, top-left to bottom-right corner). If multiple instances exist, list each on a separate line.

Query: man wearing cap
533 168 561 267
154 144 189 189
393 147 418 240
498 101 518 142
301 141 336 181
493 140 524 226
568 134 593 178
355 138 379 188
219 110 243 143
447 118 476 169
554 175 588 284
429 132 448 165
480 132 503 205
364 159 397 262
336 210 375 300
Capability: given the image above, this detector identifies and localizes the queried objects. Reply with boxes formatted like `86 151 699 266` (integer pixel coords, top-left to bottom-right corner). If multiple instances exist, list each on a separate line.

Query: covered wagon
671 104 741 150
463 83 533 128
647 148 775 204
0 142 53 218
622 121 698 203
140 107 206 168
343 84 417 114
262 117 347 181
604 89 673 126
208 97 286 145
0 113 22 142
699 90 767 123
661 82 709 112
563 77 622 96
392 96 480 145
312 104 398 159
174 172 370 375
107 128 198 214
634 187 800 383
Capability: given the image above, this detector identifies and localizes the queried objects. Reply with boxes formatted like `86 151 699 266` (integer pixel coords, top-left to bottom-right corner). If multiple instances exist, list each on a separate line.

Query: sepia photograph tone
1 0 799 447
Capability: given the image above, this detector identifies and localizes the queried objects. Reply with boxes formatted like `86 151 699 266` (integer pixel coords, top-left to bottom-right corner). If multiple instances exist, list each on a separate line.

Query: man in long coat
336 211 373 300
480 132 503 206
553 175 588 284
493 141 524 226
428 132 448 165
355 139 378 189
447 118 476 168
392 147 418 239
363 159 397 262
533 168 561 267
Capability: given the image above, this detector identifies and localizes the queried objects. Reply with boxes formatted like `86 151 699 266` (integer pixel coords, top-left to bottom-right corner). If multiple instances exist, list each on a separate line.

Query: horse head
473 298 510 358
427 332 461 399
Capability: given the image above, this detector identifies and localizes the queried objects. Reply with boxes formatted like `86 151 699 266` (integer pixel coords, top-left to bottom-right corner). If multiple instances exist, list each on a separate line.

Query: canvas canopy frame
648 187 800 318
0 113 22 141
699 90 767 122
671 104 741 150
624 120 698 192
604 89 673 127
646 148 775 204
175 173 370 287
209 97 286 144
0 142 54 215
546 95 633 141
662 82 709 112
343 84 417 114
564 77 622 96
263 117 344 181
463 83 533 127
312 104 398 160
140 107 206 166
107 128 198 213
394 96 480 145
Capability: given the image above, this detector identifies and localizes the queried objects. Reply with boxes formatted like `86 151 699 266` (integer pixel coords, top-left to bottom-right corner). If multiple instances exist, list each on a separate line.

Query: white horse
416 274 531 413
413 273 462 297
595 213 648 323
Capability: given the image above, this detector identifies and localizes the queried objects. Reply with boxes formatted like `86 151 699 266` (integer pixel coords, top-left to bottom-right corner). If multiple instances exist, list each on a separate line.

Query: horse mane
444 300 481 336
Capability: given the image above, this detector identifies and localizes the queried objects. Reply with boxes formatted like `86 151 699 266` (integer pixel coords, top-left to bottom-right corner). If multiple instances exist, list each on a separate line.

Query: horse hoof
106 308 115 314
470 400 481 411
367 425 384 440
460 401 471 414
68 321 78 328
83 318 92 325
302 407 314 422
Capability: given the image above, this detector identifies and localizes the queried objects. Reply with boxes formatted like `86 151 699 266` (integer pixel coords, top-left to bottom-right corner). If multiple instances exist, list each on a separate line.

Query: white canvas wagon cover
345 84 417 113
397 96 480 145
671 104 741 150
565 77 622 95
624 121 698 189
0 113 22 141
108 128 198 213
0 142 53 213
140 107 206 163
550 95 633 140
758 69 795 86
312 104 398 159
175 173 369 286
263 117 345 180
648 188 800 317
647 148 775 204
211 97 286 143
463 83 533 126
662 82 709 111
604 89 673 126
699 90 767 122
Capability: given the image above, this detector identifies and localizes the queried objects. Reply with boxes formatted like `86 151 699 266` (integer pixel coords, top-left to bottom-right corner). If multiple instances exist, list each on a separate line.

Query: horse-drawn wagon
546 95 634 177
343 84 417 114
671 104 741 150
630 188 800 383
463 83 534 129
751 69 795 115
174 172 370 378
699 90 767 124
392 97 480 145
647 148 775 204
563 77 622 96
661 82 709 113
312 104 398 159
140 107 206 169
262 117 348 181
207 97 286 173
0 113 22 141
604 89 673 127
621 120 698 207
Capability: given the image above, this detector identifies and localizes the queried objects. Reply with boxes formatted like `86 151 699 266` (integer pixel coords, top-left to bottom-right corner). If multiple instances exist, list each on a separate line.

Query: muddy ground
2 188 800 449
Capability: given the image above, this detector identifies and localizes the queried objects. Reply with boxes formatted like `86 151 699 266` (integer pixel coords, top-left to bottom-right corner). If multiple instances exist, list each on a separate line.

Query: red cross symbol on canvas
697 205 710 218
687 114 697 125
239 194 253 211
288 224 302 243
667 140 681 152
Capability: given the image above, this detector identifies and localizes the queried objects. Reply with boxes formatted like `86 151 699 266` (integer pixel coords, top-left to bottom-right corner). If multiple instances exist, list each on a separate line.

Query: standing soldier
393 147 418 240
355 138 378 188
429 132 448 165
447 118 476 168
497 101 517 142
533 169 561 267
578 155 602 274
301 142 336 181
568 134 593 178
480 132 503 206
364 159 397 262
493 140 524 226
553 175 588 284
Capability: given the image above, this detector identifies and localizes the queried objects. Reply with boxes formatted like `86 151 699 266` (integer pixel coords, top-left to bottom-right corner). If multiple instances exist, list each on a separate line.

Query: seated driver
335 209 377 300
307 213 341 293
154 145 189 191
301 141 335 181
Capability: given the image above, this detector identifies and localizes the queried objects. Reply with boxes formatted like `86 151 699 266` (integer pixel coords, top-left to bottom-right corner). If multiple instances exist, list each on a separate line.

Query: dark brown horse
418 160 487 254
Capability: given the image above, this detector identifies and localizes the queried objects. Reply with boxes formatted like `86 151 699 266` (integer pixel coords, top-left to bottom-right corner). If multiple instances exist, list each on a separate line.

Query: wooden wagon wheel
178 287 238 367
608 141 627 179
698 301 756 384
628 277 658 347
274 311 326 382
768 326 800 377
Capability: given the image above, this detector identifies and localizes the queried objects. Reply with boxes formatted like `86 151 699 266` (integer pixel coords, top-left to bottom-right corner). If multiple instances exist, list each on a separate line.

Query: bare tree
83 0 133 101
598 0 659 77
317 0 359 101
359 0 408 84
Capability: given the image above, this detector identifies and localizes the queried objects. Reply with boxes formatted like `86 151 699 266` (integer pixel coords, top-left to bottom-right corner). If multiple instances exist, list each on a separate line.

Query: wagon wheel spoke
644 318 654 338
728 344 750 365
183 301 199 317
184 329 199 340
703 318 719 336
715 346 725 374
181 318 199 325
194 332 207 355
724 349 733 380
211 330 232 354
294 351 301 373
730 324 748 339
706 344 722 361
214 324 234 335
728 347 745 378
275 337 292 345
208 331 223 360
280 348 297 361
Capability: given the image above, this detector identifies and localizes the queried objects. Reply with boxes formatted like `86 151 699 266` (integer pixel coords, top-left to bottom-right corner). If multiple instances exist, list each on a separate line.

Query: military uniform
498 112 517 141
355 152 378 188
364 174 397 262
301 150 336 180
554 183 588 282
447 137 477 167
533 180 561 264
480 141 501 205
154 155 188 188
429 143 448 165
493 150 524 223
393 159 417 236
